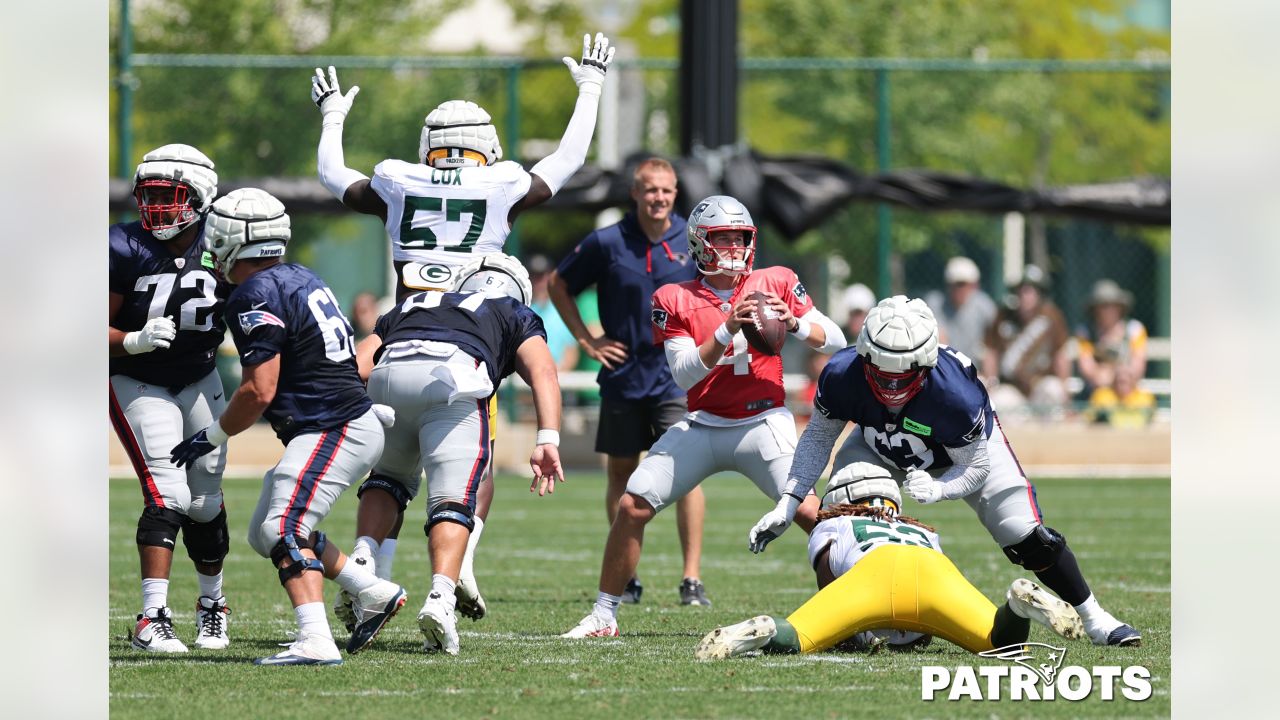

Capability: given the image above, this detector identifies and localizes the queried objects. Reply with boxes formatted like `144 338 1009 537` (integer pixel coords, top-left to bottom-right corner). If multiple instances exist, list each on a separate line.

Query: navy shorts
595 395 688 457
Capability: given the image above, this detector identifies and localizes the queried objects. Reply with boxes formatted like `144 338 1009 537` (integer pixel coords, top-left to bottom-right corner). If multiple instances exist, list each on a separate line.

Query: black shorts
595 395 688 457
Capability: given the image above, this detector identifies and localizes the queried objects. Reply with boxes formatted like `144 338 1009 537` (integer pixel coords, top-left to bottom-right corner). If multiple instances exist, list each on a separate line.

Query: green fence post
875 67 892 297
117 0 133 178
503 62 522 424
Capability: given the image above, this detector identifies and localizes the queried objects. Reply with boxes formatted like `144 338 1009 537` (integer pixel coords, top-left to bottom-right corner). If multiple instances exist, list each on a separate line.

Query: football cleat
1100 624 1142 647
254 630 342 666
333 555 371 634
621 576 643 604
455 575 487 622
560 613 620 639
193 596 231 650
346 580 407 654
679 578 712 607
1007 579 1085 640
695 615 777 660
418 592 461 655
131 607 188 653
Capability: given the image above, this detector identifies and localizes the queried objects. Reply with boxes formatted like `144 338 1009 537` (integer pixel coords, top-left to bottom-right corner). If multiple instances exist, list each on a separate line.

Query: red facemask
134 179 196 235
863 363 929 406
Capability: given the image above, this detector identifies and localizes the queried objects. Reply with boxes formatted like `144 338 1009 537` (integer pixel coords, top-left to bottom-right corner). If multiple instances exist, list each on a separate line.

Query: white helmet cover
420 100 503 168
856 295 939 405
132 143 218 240
821 462 902 512
454 253 532 305
203 188 290 281
687 194 757 276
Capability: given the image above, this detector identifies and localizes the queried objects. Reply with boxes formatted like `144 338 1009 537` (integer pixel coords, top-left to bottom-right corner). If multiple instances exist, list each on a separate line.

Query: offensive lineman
169 189 407 665
352 253 565 655
697 462 1084 659
747 296 1141 646
311 31 615 620
563 195 846 638
110 144 233 653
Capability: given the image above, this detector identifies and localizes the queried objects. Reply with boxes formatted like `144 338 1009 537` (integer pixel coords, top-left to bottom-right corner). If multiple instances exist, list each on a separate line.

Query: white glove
748 494 802 554
562 32 615 96
904 468 942 505
311 66 360 120
371 404 396 428
123 316 176 355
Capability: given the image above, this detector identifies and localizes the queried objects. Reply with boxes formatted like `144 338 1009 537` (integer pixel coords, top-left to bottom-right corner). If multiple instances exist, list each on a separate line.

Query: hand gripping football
741 291 787 356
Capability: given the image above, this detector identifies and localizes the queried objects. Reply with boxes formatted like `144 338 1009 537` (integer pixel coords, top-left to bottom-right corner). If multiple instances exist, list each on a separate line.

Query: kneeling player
696 463 1083 659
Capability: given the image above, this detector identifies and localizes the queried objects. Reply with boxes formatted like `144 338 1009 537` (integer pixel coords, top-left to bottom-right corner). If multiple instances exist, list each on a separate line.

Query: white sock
459 516 484 582
352 535 379 561
592 591 622 621
141 578 169 615
335 557 380 596
376 539 397 581
430 574 458 606
295 602 332 640
196 571 224 600
1073 594 1117 628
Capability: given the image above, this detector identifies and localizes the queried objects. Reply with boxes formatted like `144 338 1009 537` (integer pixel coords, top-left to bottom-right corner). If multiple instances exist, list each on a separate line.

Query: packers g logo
403 262 457 291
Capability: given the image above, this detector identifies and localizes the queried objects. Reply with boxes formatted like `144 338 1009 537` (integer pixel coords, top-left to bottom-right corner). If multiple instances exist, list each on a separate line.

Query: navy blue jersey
555 212 695 402
109 220 228 387
225 263 371 443
372 291 547 390
814 345 993 471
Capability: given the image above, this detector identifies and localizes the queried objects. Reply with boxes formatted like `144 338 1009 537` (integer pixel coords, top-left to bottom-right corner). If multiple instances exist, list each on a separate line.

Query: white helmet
420 100 503 168
132 143 218 240
454 253 532 305
822 463 902 512
687 195 757 276
856 295 939 405
202 188 290 281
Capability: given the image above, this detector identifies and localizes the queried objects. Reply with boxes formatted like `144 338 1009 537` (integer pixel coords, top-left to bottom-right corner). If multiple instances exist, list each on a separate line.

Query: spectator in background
350 291 382 342
527 254 580 371
925 256 997 367
1075 279 1148 396
840 283 876 340
982 265 1070 416
1086 361 1155 428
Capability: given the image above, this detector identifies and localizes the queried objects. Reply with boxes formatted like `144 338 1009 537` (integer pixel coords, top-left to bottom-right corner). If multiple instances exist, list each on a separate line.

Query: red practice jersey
651 266 814 419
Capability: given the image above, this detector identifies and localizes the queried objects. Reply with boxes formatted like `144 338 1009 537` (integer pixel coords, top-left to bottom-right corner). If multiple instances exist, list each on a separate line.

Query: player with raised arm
110 144 234 654
350 253 564 655
562 195 847 639
747 295 1141 647
697 462 1084 659
169 189 407 665
311 32 614 621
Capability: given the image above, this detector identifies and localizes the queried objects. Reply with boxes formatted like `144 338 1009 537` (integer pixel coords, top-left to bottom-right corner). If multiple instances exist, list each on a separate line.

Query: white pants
626 411 799 513
832 414 1042 547
246 408 385 557
110 370 227 522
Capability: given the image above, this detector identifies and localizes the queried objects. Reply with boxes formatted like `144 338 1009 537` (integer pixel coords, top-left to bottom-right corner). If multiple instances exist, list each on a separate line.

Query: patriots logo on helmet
651 308 669 330
238 309 285 334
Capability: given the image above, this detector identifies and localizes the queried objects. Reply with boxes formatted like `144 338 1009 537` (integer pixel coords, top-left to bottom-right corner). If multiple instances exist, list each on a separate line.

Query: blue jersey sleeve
108 225 137 295
813 347 861 421
226 284 287 367
555 230 606 296
512 302 548 345
927 351 993 447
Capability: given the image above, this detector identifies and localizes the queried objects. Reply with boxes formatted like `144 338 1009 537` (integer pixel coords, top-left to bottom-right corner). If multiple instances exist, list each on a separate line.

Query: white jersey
371 159 532 282
807 513 943 577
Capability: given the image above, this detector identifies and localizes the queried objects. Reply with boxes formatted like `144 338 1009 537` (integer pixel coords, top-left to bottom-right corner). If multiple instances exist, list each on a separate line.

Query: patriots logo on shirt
238 309 285 334
652 308 669 330
792 282 808 301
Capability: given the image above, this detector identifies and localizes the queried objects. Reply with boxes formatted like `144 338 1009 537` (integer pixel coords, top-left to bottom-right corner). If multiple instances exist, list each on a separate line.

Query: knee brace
136 506 184 549
310 530 329 560
268 534 325 585
358 473 413 513
1002 525 1067 572
181 507 230 565
425 501 475 534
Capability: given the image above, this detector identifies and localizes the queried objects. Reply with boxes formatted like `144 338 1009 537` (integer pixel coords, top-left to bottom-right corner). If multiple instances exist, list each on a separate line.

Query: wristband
713 323 733 346
790 317 812 341
205 420 230 447
536 429 560 447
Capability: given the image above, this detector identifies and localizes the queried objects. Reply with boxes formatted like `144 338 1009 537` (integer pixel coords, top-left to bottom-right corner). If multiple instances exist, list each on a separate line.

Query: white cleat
131 607 188 653
455 574 487 622
1007 579 1086 640
333 590 356 634
347 579 407 654
560 613 620 639
193 596 231 650
254 630 342 666
417 592 461 655
695 615 777 660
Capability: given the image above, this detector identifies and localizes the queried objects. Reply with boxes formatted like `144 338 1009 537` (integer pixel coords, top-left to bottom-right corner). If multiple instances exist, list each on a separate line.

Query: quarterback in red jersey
563 195 848 638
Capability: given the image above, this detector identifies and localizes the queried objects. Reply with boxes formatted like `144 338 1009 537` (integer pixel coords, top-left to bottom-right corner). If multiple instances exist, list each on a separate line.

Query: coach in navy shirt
548 157 710 607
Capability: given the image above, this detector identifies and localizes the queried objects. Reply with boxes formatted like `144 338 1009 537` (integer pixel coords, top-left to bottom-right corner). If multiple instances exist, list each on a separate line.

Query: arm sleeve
528 92 601 195
800 307 847 354
663 336 712 390
934 437 991 500
781 412 847 499
317 117 370 200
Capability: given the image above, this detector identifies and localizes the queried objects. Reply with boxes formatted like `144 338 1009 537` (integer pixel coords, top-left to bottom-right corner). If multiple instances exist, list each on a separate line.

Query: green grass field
109 473 1169 719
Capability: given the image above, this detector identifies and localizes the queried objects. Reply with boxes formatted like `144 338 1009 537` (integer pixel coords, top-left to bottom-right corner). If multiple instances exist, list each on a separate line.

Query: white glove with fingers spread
904 468 942 505
748 493 802 554
123 316 176 355
311 66 360 119
562 32 615 96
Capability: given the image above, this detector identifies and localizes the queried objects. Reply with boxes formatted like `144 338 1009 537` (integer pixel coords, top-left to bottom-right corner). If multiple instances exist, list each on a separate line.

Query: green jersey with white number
807 513 944 577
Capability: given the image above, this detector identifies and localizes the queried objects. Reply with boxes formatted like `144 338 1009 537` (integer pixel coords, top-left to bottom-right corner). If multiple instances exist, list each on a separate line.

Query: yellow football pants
786 545 999 654
488 394 498 442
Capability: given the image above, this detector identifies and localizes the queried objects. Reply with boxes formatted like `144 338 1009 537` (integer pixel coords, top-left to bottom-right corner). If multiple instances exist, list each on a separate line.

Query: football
740 290 787 356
